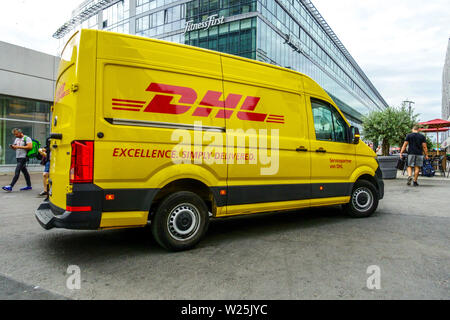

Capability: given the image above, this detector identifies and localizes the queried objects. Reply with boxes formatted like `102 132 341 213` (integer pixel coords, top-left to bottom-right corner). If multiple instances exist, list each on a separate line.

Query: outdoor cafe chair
430 155 446 176
447 155 450 178
434 155 446 176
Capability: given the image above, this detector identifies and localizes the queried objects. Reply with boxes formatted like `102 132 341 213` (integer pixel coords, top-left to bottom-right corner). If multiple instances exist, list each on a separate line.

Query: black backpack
422 159 435 177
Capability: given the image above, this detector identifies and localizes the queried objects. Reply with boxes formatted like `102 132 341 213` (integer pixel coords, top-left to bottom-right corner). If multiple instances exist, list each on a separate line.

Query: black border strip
102 188 159 212
65 183 352 212
213 182 353 207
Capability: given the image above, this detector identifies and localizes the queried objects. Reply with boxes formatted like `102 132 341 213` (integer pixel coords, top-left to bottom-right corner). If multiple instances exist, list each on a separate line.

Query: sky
0 0 449 122
313 0 450 121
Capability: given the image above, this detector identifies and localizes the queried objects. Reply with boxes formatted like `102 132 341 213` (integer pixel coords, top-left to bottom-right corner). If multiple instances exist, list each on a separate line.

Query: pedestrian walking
376 145 383 156
38 137 51 197
400 125 429 187
2 128 33 192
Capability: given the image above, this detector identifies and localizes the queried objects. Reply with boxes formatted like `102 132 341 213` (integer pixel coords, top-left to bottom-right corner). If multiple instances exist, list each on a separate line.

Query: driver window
331 108 348 143
311 99 348 143
312 103 334 141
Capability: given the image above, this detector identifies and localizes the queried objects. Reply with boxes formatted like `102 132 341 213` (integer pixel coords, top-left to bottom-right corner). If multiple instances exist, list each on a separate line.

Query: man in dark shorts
400 126 429 186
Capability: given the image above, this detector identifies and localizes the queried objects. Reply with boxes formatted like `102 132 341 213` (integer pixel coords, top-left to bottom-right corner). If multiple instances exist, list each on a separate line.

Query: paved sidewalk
0 172 449 299
0 274 68 300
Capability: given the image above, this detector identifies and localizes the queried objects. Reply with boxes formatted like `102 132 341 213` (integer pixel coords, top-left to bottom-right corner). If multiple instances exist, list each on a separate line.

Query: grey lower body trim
104 118 225 132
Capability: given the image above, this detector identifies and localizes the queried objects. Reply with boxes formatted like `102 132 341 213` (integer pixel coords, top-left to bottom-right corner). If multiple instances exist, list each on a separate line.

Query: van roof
90 29 328 97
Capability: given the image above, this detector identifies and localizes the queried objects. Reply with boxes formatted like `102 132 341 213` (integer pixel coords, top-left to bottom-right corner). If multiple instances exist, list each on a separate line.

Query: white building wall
0 41 59 171
0 41 59 102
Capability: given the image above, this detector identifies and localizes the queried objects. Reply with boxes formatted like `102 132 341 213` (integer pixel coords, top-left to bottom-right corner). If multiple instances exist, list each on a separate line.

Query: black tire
343 180 379 218
151 191 209 251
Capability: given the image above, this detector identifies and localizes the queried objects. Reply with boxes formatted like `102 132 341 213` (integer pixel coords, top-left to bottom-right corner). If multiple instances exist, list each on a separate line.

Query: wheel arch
149 178 219 218
349 166 380 193
355 174 379 190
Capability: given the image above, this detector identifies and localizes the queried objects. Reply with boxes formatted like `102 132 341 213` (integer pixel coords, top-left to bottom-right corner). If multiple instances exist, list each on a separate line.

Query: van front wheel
343 180 379 218
151 191 209 251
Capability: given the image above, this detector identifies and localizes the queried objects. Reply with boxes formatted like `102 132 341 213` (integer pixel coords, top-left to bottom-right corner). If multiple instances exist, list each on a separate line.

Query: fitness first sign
184 14 225 33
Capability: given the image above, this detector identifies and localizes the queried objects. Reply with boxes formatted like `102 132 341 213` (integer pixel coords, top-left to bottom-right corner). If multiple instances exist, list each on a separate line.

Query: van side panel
37 30 382 236
94 33 227 226
221 55 311 215
304 77 356 203
50 30 97 210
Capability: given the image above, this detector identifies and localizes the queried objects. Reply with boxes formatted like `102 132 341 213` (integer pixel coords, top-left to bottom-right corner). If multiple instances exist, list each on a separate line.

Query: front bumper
35 201 101 230
375 167 385 200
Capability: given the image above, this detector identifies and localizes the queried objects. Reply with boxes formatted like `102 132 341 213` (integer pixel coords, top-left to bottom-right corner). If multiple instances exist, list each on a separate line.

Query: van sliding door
221 56 311 215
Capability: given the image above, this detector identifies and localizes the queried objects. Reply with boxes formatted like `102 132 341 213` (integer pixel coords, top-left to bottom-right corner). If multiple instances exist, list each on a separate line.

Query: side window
311 99 348 143
331 108 348 143
312 103 334 141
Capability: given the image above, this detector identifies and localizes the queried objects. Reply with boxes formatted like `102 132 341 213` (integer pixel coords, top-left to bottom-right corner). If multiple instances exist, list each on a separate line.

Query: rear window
60 32 80 63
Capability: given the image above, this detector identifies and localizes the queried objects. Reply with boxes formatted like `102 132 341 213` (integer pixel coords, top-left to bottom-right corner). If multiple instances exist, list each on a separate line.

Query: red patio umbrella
419 128 449 133
419 118 450 128
419 119 450 155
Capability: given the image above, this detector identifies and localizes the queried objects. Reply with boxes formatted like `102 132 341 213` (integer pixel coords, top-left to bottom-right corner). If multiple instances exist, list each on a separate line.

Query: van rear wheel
343 180 379 218
151 191 209 251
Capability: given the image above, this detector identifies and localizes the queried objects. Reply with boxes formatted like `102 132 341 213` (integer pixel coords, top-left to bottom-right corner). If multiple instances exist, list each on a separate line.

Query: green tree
362 106 418 156
424 135 434 151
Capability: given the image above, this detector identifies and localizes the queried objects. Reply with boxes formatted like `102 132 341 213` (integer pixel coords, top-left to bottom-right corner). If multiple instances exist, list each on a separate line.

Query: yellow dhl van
35 29 384 251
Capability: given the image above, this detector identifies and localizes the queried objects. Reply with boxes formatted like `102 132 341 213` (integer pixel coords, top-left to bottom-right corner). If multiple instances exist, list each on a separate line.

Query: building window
102 0 130 31
0 95 51 165
185 17 256 59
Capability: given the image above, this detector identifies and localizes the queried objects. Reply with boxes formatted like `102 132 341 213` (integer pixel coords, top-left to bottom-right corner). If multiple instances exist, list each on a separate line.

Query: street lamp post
402 100 415 115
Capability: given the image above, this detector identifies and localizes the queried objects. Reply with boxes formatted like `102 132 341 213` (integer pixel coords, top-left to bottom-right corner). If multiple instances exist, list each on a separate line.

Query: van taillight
70 141 94 184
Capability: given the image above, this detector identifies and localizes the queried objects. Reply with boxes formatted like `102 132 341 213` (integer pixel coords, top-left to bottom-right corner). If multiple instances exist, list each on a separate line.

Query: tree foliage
362 106 418 156
424 135 434 151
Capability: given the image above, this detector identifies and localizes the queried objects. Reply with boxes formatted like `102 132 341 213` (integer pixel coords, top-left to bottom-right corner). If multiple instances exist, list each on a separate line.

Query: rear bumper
35 201 101 230
35 183 159 230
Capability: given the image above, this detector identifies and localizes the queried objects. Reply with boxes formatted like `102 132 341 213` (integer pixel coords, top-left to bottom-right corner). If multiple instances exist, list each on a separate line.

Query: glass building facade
55 0 388 125
0 95 51 165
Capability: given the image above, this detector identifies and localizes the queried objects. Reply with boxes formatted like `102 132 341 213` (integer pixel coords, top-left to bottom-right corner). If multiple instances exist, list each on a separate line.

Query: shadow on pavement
35 205 382 263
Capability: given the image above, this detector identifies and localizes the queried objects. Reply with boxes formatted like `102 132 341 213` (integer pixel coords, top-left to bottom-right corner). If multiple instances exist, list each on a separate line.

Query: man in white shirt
2 128 33 192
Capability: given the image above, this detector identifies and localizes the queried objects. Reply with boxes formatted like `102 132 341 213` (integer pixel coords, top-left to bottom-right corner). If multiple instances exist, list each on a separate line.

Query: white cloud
0 0 84 55
1 0 449 122
312 0 450 121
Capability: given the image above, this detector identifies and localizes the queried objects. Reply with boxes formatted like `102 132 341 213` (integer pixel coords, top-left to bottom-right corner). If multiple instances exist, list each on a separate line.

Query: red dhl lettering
113 148 175 159
112 148 256 161
112 82 285 124
55 82 71 103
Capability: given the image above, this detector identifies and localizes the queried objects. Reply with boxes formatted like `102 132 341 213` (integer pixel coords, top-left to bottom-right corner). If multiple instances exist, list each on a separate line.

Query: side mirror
350 126 360 144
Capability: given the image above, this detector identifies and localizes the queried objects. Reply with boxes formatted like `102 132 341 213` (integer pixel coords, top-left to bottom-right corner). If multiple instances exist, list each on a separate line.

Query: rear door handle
296 146 308 152
316 148 327 153
50 133 63 140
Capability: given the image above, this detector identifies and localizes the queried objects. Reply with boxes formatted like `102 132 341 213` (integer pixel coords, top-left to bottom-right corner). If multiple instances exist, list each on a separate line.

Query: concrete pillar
97 10 103 30
129 0 136 34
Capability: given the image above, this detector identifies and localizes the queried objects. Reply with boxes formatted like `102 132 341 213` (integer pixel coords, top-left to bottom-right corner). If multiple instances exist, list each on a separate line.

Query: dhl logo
55 82 71 103
112 83 285 124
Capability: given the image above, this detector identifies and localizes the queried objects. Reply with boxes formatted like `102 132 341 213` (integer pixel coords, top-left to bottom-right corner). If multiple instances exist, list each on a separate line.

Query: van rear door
49 33 80 211
49 30 97 211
